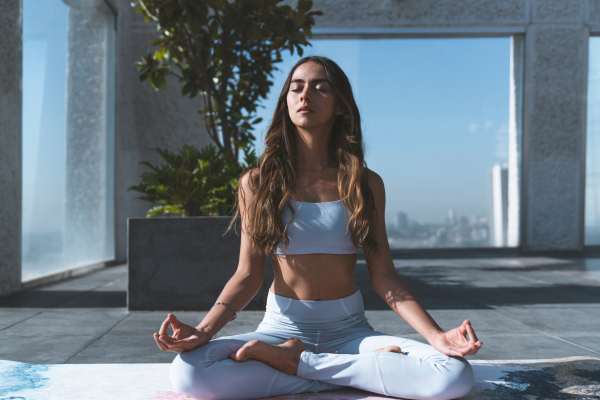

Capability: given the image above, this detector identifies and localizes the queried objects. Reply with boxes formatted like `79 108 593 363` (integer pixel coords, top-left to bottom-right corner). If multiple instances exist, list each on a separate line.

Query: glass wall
253 37 519 249
22 1 116 281
586 36 600 246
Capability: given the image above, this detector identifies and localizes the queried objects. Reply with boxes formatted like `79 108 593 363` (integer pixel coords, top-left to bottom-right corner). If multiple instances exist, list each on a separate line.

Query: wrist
194 325 215 339
425 328 444 343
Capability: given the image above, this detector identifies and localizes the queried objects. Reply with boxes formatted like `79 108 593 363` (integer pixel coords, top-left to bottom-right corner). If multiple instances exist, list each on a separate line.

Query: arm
364 170 443 343
195 168 266 339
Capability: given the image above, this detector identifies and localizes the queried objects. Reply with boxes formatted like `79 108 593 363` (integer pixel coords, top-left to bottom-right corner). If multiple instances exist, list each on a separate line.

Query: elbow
375 272 416 304
234 256 265 288
233 271 263 292
373 270 409 300
371 270 399 291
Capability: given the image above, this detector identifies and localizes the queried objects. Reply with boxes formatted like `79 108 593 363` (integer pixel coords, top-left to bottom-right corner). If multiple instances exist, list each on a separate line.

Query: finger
158 334 180 351
162 334 188 350
158 335 183 353
463 348 474 357
170 314 182 328
465 345 479 356
467 338 483 354
465 320 479 343
153 333 164 350
458 325 469 342
153 332 168 351
159 333 175 346
163 343 183 353
458 344 474 356
173 336 195 345
462 320 471 335
159 314 173 337
460 320 471 341
163 339 186 353
456 343 471 355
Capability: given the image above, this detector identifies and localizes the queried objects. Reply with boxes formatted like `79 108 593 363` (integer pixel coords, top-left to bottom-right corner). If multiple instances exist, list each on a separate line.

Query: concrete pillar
64 0 116 264
0 0 22 296
522 2 588 250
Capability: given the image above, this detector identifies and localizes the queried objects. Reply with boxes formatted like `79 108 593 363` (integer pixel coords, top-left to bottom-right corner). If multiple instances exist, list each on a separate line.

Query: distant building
396 211 409 231
446 208 456 226
492 164 509 246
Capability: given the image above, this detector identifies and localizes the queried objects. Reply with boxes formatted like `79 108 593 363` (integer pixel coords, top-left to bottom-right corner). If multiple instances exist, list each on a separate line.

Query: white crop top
273 198 358 255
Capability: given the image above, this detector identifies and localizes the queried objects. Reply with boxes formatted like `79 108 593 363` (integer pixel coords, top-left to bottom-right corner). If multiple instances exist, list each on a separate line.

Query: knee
424 357 475 400
169 353 216 399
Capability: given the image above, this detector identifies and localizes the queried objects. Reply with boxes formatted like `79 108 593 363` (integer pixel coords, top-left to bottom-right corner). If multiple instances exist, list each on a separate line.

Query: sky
22 0 69 234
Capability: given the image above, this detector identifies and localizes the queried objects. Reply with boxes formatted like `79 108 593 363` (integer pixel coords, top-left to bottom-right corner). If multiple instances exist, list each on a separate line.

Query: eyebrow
290 78 329 84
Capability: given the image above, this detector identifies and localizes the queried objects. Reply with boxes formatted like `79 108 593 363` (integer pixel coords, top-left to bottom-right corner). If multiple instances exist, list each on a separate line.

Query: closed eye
290 82 330 92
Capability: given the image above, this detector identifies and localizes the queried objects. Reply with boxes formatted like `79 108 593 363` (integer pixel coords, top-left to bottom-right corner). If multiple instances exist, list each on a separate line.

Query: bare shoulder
238 167 260 208
365 167 385 195
240 167 259 193
241 167 260 184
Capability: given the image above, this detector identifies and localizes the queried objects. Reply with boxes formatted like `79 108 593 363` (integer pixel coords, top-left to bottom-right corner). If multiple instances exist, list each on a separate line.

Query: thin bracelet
214 301 238 320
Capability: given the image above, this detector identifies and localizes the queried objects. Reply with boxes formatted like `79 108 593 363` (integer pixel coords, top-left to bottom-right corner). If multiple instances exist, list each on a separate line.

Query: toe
376 345 402 353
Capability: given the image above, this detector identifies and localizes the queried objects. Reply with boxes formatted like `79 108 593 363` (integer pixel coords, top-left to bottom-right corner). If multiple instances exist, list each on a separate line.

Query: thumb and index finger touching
458 320 484 356
157 313 181 342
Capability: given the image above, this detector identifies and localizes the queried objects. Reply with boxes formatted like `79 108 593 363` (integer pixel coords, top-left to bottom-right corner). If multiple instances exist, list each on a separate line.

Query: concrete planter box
127 216 273 311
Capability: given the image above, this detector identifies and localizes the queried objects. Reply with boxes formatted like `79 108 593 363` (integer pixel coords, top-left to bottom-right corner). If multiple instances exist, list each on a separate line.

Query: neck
294 124 335 171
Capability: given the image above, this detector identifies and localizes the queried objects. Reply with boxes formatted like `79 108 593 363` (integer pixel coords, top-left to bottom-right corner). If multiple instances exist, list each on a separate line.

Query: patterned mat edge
469 356 600 364
1 355 599 366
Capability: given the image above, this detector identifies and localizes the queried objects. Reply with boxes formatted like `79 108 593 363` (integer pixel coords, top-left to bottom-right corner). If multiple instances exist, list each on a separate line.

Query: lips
298 106 312 112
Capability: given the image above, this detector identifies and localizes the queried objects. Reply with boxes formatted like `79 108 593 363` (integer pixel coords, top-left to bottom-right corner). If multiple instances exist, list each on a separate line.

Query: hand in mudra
429 319 483 357
153 313 210 353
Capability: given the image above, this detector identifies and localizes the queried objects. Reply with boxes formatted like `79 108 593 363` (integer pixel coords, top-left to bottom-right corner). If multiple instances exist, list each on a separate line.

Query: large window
253 37 520 249
586 36 600 246
22 1 116 281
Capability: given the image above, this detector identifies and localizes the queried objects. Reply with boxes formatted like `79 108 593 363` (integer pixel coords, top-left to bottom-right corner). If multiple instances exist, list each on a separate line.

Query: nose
299 85 312 103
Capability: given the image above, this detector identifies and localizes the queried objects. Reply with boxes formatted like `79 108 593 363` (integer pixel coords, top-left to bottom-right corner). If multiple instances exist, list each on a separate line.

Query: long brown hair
225 55 378 256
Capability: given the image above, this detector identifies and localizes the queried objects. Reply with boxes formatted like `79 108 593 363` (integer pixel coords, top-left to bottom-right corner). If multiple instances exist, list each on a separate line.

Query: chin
293 118 327 129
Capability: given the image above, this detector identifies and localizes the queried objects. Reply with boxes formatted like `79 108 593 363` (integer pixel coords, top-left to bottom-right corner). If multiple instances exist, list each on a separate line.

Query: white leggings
169 289 474 400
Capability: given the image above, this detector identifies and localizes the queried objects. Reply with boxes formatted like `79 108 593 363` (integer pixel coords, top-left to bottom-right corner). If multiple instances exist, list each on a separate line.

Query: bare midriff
269 253 358 300
271 166 359 300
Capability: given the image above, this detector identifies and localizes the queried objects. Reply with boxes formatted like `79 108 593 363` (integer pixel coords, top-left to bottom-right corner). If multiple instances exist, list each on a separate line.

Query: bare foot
229 338 305 375
375 345 402 353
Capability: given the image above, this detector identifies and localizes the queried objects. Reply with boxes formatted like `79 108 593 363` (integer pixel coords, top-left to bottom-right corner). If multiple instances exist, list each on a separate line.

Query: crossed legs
169 329 474 400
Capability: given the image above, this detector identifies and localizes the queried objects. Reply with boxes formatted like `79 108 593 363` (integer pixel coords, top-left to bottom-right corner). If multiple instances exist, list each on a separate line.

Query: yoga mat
1 356 599 399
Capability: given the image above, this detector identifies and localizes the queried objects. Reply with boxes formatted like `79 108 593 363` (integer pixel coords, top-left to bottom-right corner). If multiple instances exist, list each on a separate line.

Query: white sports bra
273 198 358 255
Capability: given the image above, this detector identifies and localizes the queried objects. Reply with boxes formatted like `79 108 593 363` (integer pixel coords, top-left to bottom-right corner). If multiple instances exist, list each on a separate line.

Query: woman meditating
153 55 482 400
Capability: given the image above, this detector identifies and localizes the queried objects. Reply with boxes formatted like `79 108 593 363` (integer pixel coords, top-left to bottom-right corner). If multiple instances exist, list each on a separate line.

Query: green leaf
153 47 169 61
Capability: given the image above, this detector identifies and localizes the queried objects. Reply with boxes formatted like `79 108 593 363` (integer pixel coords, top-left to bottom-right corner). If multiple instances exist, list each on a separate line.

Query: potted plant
128 144 245 218
126 0 322 310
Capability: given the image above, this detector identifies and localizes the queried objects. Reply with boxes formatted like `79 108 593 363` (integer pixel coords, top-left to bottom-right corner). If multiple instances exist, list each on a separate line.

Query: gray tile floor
1 256 599 364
